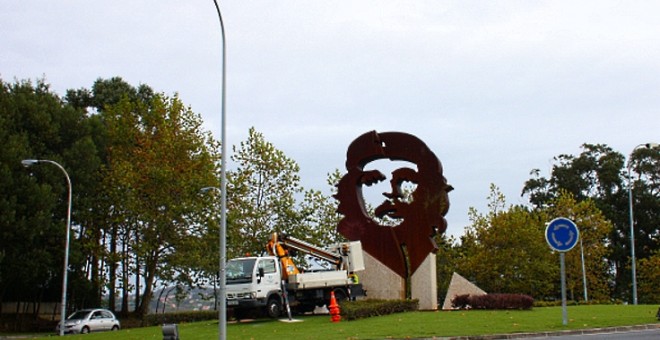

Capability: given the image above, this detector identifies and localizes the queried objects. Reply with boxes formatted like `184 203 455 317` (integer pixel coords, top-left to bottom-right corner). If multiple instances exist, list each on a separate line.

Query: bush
451 294 533 310
142 310 218 327
450 294 471 309
340 299 418 321
532 299 623 308
0 314 57 332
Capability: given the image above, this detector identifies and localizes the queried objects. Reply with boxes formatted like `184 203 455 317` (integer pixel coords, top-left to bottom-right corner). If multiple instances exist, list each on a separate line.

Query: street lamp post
211 1 228 339
200 186 226 338
22 159 72 337
626 142 658 305
579 238 588 302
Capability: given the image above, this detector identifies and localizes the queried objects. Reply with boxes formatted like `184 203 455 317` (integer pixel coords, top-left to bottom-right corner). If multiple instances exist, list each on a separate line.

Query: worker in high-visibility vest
349 272 359 284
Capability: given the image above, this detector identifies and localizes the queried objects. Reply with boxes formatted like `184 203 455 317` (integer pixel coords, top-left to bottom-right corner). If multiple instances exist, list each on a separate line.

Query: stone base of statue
411 253 437 310
441 272 487 310
358 252 405 300
358 251 437 310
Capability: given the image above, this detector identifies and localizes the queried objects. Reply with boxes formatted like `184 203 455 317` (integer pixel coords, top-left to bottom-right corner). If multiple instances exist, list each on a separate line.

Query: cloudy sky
3 1 660 238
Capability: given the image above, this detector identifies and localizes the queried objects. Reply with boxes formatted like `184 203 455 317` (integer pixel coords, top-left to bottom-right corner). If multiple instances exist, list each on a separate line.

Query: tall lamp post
200 186 226 338
22 159 72 337
626 142 658 305
211 1 228 339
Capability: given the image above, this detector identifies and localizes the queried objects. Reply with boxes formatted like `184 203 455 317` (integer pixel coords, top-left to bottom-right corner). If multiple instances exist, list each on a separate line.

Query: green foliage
102 92 220 316
142 310 217 327
451 294 534 310
296 188 343 248
523 143 660 301
435 233 461 300
7 75 655 332
0 314 58 332
0 78 94 306
227 127 302 257
636 250 660 303
523 144 626 204
2 77 346 322
532 299 623 307
459 185 556 299
546 192 612 301
340 299 419 320
456 186 612 302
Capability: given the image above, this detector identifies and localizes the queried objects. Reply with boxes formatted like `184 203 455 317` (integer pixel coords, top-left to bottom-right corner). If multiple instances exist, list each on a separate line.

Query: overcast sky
3 1 660 238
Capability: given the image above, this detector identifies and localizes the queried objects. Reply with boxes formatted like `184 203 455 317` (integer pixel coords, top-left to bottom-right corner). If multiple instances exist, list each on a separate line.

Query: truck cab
226 256 283 318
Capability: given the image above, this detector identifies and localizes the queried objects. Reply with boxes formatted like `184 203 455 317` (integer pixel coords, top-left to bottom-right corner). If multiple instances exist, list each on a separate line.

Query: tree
522 143 660 301
523 144 625 205
0 78 103 316
434 234 461 302
102 93 219 316
458 184 556 299
457 185 612 302
65 77 156 313
227 127 302 257
636 250 660 303
545 192 612 302
299 169 345 246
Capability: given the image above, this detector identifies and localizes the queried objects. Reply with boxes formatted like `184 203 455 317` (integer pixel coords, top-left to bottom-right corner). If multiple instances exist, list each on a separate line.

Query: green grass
20 305 659 340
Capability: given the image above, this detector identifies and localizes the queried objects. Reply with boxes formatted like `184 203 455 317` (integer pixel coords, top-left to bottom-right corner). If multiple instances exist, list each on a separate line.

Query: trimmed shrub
451 294 533 310
0 314 57 332
143 310 218 327
533 299 623 308
340 299 418 321
450 294 471 309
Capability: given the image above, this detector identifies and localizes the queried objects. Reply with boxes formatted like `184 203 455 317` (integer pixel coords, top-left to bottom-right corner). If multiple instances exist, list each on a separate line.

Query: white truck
225 233 365 318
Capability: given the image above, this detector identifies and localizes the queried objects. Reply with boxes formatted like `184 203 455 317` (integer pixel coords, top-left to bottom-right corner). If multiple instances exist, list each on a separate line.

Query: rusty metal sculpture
335 131 452 278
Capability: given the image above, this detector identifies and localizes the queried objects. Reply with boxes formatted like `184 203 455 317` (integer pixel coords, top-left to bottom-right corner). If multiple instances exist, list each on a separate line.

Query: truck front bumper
227 298 266 309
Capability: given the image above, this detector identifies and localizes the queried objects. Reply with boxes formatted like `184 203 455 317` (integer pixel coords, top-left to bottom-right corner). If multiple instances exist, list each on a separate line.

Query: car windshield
67 310 91 320
226 258 255 283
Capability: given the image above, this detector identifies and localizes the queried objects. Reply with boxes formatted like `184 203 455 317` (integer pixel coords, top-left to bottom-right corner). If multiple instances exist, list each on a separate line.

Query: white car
56 308 120 334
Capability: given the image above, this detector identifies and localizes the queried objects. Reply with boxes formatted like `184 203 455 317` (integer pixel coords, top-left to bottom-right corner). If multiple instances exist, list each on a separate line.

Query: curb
414 323 660 339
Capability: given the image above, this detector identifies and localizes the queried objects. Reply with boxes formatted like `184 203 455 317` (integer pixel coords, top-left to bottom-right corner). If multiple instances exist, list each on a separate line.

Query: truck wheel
333 288 348 303
266 297 282 318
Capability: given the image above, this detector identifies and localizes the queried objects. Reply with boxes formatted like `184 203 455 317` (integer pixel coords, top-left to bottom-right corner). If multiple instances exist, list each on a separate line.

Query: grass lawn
21 304 659 339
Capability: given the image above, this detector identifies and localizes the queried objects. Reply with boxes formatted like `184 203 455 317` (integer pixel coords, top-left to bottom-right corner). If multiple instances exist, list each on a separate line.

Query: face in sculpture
335 131 452 278
360 161 420 226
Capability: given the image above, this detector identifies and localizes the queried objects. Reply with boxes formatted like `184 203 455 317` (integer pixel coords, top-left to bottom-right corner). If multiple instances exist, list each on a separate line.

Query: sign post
545 217 579 326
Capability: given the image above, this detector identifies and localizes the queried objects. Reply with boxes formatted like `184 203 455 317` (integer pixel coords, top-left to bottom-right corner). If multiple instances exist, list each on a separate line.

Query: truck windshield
226 258 256 284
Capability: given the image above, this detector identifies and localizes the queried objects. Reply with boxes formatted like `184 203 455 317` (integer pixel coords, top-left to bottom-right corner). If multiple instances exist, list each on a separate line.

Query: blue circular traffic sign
545 217 579 252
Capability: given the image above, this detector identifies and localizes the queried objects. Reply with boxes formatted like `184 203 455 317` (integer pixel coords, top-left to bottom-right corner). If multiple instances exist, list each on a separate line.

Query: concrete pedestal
358 252 405 300
358 251 437 311
411 253 437 310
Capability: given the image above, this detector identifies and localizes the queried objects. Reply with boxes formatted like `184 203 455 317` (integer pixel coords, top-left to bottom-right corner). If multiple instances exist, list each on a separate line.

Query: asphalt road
431 324 660 339
527 328 660 339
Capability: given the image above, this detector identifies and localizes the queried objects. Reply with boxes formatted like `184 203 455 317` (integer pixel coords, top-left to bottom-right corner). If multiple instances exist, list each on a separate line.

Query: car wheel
81 326 90 334
266 297 282 318
111 325 119 331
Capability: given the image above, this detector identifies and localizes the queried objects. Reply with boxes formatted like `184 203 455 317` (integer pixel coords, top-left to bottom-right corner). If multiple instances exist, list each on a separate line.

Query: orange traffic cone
329 291 341 322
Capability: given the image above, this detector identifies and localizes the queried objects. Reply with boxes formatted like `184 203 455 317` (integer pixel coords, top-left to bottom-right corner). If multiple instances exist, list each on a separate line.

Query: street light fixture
22 159 72 337
626 142 658 305
200 187 220 194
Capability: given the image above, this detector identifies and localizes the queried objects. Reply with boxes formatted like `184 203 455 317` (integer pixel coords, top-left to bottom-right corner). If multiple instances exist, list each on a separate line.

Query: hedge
451 294 533 310
143 310 218 327
340 299 419 320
